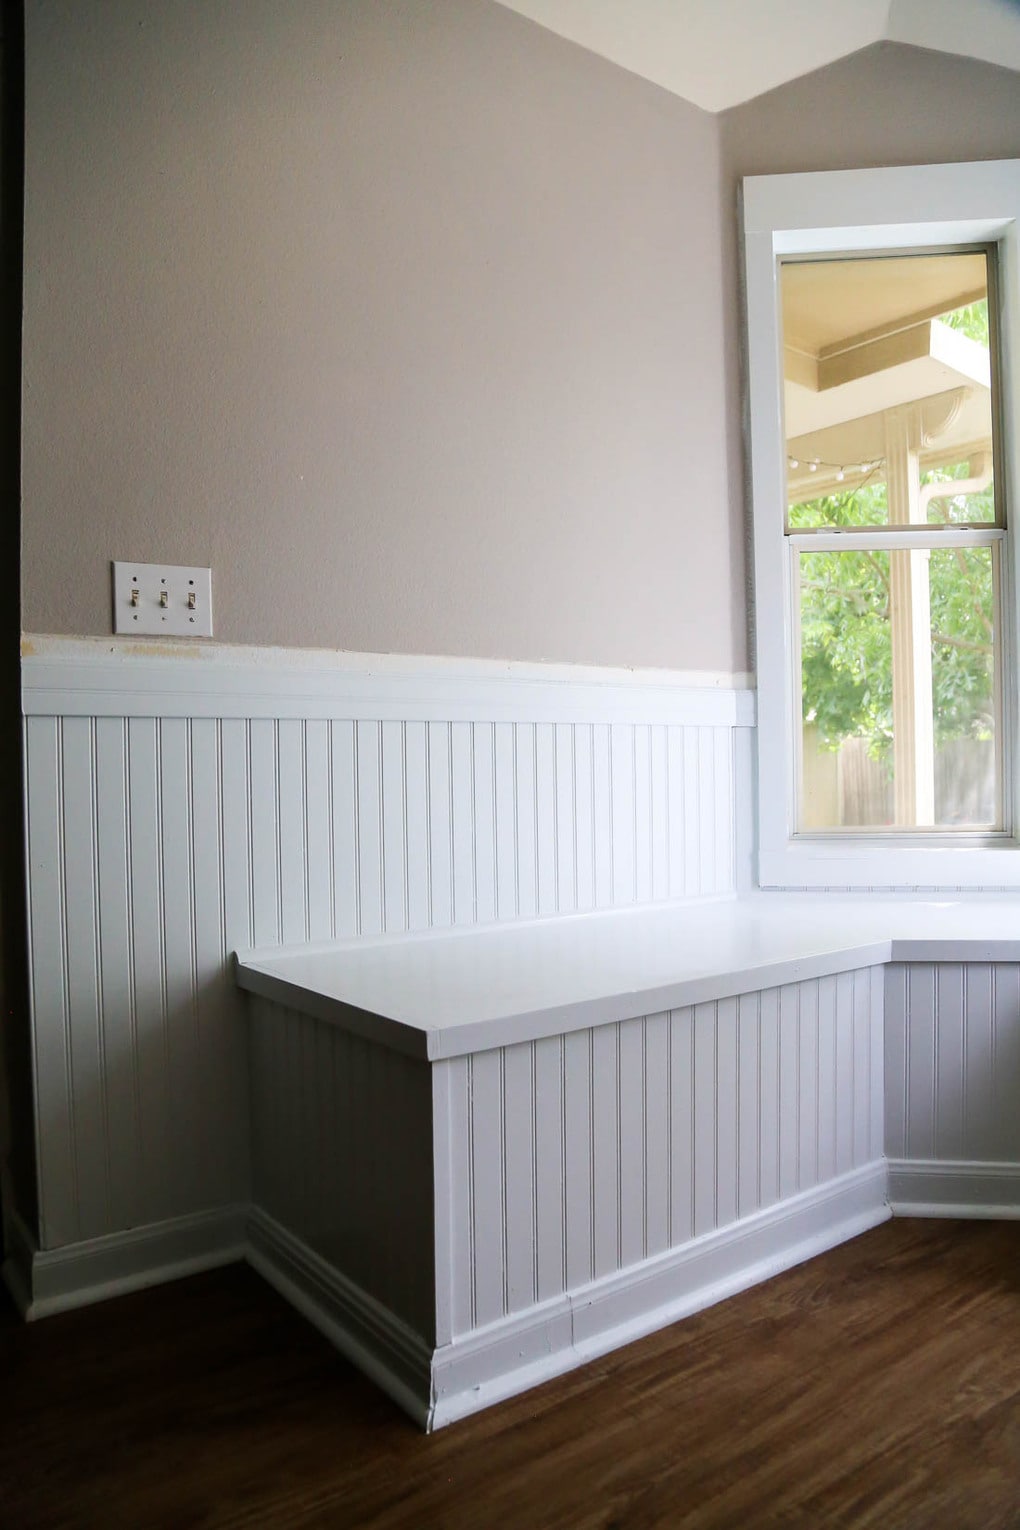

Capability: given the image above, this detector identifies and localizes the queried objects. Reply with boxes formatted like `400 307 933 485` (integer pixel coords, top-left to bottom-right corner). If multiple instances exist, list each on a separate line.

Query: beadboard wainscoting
245 968 887 1428
17 639 755 1284
884 962 1020 1216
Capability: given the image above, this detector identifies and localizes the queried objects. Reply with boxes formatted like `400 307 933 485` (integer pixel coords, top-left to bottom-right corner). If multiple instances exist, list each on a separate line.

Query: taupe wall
21 12 1020 676
22 0 739 672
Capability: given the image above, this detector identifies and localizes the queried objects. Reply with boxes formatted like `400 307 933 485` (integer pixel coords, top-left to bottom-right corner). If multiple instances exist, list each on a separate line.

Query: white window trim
743 160 1020 889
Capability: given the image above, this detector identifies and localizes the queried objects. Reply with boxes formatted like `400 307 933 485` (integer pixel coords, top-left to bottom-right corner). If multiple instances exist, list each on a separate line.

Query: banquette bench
234 894 1020 1429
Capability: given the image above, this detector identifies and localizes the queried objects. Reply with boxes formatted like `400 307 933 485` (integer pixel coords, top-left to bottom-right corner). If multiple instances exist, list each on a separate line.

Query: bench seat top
234 893 1020 1060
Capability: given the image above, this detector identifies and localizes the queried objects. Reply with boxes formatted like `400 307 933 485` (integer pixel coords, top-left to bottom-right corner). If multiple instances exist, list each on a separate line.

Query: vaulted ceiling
491 0 1020 112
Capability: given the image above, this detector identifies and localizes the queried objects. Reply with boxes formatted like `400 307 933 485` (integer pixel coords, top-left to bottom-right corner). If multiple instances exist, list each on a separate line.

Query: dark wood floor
3 1219 1020 1529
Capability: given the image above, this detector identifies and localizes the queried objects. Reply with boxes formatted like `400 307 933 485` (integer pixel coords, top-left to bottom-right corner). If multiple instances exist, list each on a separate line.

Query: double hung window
743 162 1020 888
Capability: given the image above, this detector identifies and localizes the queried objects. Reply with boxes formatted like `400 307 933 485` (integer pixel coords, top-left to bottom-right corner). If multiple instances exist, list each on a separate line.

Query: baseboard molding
428 1160 890 1428
22 1158 1020 1431
13 1205 248 1319
1 1203 37 1318
246 1206 434 1429
887 1159 1020 1218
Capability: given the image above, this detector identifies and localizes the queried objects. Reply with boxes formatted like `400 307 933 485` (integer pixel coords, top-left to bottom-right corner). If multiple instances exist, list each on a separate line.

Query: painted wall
21 0 739 673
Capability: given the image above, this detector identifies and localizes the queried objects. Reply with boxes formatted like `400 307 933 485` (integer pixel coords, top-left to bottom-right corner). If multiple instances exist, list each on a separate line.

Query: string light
787 456 884 478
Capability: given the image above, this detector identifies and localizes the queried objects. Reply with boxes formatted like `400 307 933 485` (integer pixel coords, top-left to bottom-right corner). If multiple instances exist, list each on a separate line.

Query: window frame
743 160 1020 889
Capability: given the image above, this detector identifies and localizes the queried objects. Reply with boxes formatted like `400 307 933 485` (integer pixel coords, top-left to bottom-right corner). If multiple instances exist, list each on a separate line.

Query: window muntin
780 250 1005 835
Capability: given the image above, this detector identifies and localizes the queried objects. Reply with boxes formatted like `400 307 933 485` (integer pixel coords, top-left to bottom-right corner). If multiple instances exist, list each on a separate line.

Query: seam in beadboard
665 1005 674 1248
243 720 255 949
352 723 364 937
401 722 410 933
154 720 171 1190
529 1041 538 1307
570 725 579 912
376 722 386 933
559 1032 567 1297
89 718 112 1235
275 721 286 944
933 964 940 1161
123 718 141 1229
587 1028 596 1285
499 1048 508 1319
962 963 970 1149
466 1053 477 1331
641 1016 648 1261
300 723 311 943
325 722 336 938
185 718 202 1209
615 1022 623 1270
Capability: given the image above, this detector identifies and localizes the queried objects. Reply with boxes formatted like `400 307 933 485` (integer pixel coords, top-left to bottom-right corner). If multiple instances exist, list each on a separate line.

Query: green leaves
798 533 994 758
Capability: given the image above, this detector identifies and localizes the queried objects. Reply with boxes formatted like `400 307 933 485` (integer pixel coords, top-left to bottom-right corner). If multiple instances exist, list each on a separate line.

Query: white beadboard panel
26 715 252 1252
438 969 881 1337
884 962 1020 1165
24 663 749 1254
248 997 435 1341
430 1162 889 1430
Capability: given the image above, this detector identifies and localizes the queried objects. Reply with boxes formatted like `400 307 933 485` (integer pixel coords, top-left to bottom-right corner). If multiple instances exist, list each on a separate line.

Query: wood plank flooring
3 1218 1020 1529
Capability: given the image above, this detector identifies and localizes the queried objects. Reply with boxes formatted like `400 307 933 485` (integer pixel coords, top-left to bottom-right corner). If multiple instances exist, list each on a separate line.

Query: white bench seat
234 891 1020 1430
235 891 1020 1058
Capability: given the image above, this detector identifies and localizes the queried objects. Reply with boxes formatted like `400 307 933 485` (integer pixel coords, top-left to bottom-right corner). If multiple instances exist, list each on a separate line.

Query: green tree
794 301 995 759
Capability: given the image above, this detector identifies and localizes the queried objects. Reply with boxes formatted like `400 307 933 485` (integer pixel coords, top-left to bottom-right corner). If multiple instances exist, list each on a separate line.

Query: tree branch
931 632 992 656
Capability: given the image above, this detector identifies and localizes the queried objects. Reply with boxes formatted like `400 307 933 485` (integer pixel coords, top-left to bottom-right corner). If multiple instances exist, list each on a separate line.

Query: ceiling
781 253 987 358
491 0 1020 113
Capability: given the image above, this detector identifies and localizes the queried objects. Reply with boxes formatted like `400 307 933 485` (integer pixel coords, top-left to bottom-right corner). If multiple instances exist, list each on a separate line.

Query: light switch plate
112 561 213 637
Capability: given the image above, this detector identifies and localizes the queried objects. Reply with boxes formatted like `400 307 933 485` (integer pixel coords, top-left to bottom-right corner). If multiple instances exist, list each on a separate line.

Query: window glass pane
783 252 996 530
799 545 1000 830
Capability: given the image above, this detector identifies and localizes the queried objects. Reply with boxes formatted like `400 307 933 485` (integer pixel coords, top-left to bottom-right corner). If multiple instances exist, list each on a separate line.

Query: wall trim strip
10 1205 248 1319
887 1159 1020 1217
429 1160 890 1428
0 1203 37 1318
247 1206 434 1429
22 637 756 725
229 1164 889 1430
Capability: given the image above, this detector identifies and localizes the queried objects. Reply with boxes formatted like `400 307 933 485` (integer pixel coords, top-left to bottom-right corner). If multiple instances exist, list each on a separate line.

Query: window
743 161 1020 888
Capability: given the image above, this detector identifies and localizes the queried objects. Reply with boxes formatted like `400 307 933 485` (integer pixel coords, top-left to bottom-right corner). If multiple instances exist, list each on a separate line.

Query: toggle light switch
112 562 213 636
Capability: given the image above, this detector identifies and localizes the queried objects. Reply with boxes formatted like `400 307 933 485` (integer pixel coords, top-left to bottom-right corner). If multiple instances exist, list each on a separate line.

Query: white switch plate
112 561 213 637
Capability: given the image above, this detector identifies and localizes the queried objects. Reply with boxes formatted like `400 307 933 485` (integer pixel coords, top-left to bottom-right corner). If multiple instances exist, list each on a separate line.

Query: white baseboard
429 1160 890 1428
25 1158 1020 1432
11 1205 248 1319
241 1164 888 1431
1 1203 37 1318
887 1159 1020 1218
246 1206 433 1429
